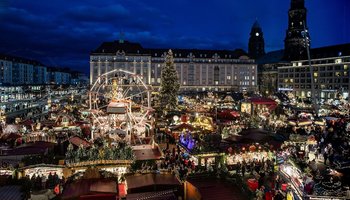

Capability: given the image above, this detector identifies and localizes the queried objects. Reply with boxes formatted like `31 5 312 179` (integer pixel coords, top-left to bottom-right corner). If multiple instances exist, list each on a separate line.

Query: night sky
0 0 349 74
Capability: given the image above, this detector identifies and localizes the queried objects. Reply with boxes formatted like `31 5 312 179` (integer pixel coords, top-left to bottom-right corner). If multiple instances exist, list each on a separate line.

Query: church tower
284 0 310 61
248 20 265 59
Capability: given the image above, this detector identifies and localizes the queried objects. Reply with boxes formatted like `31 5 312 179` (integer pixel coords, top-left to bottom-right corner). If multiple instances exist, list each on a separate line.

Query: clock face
255 32 259 36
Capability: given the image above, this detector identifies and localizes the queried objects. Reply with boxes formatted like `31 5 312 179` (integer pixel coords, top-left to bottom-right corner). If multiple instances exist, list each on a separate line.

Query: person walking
323 145 329 165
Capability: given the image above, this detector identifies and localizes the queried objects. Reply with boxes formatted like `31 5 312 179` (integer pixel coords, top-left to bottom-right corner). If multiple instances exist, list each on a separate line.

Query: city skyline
0 0 349 74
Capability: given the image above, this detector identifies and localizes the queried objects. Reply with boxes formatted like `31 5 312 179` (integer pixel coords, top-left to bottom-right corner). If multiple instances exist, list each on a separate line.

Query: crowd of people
24 172 62 191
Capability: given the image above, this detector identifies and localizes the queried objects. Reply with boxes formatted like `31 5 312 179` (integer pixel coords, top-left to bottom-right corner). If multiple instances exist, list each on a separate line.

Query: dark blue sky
0 0 349 74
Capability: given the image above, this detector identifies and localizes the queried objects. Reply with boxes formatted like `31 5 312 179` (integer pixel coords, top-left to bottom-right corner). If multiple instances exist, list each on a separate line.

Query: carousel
88 69 154 144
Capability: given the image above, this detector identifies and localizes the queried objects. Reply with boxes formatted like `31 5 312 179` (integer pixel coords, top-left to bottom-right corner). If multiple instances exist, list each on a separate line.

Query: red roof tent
249 97 277 110
69 136 91 148
217 110 240 120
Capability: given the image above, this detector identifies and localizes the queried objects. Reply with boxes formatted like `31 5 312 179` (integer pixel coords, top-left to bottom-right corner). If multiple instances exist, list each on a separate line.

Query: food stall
226 151 274 165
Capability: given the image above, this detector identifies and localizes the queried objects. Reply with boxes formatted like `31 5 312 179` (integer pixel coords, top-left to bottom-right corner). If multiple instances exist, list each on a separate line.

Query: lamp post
301 24 318 116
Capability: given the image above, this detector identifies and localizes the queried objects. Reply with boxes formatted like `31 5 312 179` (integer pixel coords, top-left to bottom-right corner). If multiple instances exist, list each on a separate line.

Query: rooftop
91 40 249 59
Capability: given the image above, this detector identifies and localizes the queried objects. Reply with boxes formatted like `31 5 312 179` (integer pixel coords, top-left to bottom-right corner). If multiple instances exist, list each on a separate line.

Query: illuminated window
227 76 231 80
335 58 342 64
344 65 348 70
313 72 318 77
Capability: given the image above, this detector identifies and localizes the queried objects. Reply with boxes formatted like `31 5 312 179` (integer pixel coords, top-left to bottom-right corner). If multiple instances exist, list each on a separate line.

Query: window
214 66 220 83
335 58 342 64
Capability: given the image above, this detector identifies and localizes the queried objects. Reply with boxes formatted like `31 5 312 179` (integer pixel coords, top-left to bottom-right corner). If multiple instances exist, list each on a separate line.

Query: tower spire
119 31 125 44
284 0 309 60
248 20 265 59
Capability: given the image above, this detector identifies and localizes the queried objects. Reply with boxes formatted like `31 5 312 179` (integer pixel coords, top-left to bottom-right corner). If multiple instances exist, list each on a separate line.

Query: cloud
0 0 349 75
64 4 129 22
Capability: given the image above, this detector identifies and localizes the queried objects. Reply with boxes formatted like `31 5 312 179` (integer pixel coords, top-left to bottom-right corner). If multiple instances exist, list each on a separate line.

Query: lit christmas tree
159 49 180 110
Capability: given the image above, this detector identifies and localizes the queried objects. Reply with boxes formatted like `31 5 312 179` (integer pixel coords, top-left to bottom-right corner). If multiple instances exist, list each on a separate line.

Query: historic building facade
90 41 258 92
284 0 310 61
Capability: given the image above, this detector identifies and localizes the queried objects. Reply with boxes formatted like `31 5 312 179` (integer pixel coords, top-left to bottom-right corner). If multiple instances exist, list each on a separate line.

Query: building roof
0 53 44 66
256 50 285 65
310 43 350 59
258 43 350 65
91 40 249 59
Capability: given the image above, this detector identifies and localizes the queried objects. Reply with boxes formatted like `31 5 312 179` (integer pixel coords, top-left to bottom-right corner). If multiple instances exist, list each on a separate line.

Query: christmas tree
159 49 180 110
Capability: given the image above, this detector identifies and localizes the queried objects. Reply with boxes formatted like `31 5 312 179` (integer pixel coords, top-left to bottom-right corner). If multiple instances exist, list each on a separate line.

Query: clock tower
248 20 265 59
284 0 310 61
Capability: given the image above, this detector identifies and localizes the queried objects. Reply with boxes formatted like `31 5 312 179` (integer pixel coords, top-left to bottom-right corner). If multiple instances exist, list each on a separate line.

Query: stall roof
249 97 276 104
133 147 162 160
19 163 65 170
170 123 194 131
69 136 91 148
125 174 180 190
3 141 55 156
61 179 117 200
126 190 177 200
249 97 277 110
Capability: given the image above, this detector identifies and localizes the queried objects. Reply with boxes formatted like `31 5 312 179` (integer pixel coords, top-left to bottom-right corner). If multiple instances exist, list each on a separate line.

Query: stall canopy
250 97 277 110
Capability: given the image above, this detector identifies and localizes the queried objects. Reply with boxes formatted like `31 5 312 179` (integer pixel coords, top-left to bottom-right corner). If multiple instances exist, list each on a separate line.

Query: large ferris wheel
89 69 153 143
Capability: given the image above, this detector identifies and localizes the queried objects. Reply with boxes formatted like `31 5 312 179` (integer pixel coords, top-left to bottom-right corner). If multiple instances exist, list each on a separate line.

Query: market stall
279 161 304 200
